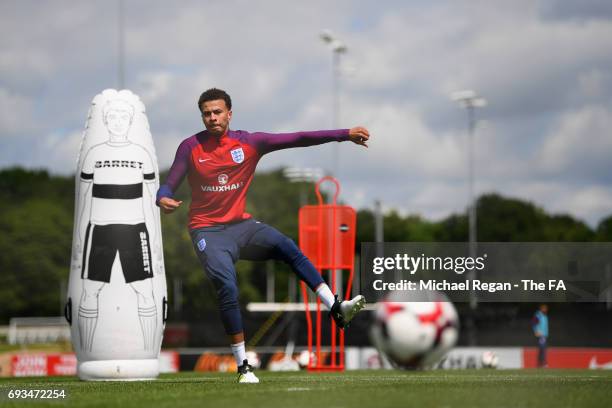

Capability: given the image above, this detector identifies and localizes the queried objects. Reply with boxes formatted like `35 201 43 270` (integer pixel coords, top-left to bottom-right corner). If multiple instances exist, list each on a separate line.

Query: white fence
7 317 71 345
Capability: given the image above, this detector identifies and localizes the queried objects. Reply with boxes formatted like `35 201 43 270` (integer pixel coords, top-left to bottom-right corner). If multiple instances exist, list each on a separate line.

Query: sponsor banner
11 353 50 377
191 351 304 372
346 347 523 370
47 354 77 376
194 353 236 373
523 348 612 369
180 347 612 370
2 351 178 377
437 347 523 369
0 353 12 377
351 347 612 369
159 351 180 373
346 347 393 370
267 352 300 372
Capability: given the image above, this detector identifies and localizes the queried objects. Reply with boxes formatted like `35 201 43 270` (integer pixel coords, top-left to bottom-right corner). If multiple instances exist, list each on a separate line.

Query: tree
0 200 72 320
595 216 612 241
1 167 609 323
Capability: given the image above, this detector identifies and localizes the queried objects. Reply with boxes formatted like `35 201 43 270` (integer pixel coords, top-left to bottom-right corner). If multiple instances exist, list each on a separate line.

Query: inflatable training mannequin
66 89 167 380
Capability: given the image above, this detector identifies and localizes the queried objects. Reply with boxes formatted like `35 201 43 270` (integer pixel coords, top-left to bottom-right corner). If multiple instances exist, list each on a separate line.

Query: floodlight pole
467 102 476 290
451 90 487 311
118 0 125 89
321 30 347 179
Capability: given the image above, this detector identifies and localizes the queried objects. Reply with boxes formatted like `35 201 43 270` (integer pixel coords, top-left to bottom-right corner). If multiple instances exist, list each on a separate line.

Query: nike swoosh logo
198 158 211 163
589 357 612 369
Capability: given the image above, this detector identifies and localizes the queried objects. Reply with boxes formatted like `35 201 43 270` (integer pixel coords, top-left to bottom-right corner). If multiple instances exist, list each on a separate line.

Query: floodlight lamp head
333 42 348 53
320 29 334 43
451 90 487 108
472 98 487 108
450 90 476 102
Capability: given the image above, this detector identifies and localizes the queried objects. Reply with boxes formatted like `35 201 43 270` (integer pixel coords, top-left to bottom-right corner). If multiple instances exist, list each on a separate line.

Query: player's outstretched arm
248 126 371 154
348 126 370 148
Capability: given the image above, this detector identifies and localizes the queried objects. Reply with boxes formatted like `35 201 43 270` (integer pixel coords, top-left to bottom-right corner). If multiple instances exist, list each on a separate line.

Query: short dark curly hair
198 88 232 112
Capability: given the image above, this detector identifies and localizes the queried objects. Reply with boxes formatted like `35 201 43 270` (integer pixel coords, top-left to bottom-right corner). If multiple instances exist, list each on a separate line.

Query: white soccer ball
296 350 315 368
481 351 499 369
370 294 459 369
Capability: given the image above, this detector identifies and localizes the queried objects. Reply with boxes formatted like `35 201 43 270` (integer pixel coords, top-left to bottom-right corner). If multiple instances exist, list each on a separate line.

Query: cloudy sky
1 0 612 226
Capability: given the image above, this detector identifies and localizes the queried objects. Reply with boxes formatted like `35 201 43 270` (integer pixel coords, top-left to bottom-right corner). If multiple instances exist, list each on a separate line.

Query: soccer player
531 304 549 368
157 88 368 383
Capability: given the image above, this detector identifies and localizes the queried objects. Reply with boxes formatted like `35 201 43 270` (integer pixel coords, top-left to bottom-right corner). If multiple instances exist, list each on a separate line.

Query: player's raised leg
240 221 366 327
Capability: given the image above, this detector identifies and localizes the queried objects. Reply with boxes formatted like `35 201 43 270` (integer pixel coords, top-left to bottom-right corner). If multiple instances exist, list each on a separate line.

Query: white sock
316 284 336 309
231 341 247 366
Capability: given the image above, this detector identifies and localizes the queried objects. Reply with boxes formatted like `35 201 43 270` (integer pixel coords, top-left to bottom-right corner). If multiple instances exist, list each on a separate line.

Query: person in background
532 304 549 368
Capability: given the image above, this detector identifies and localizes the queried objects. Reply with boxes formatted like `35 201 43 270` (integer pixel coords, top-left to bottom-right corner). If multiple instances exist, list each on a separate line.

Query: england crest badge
230 147 244 164
197 238 207 252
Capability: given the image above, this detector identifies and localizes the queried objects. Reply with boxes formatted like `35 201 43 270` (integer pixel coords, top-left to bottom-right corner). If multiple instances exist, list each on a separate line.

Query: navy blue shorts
189 218 324 334
190 218 292 263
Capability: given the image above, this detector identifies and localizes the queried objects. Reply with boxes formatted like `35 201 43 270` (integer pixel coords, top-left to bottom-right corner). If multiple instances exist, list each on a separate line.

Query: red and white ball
370 294 459 369
481 351 499 369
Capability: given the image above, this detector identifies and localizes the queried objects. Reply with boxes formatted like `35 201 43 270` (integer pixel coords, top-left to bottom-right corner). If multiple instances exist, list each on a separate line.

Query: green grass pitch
1 370 611 408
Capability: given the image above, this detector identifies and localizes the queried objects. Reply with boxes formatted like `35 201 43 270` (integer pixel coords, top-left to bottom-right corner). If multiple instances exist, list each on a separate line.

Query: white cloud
578 69 610 100
40 130 83 172
1 1 612 226
137 71 174 106
564 186 612 223
492 180 612 226
0 88 36 135
538 105 612 178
